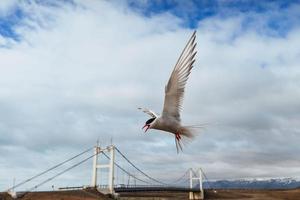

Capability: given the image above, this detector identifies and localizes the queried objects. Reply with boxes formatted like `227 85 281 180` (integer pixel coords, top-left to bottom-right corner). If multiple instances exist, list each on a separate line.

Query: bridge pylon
189 168 204 200
91 143 115 195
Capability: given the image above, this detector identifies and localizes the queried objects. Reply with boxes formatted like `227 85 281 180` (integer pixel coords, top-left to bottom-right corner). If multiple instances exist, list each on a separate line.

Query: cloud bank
0 0 300 190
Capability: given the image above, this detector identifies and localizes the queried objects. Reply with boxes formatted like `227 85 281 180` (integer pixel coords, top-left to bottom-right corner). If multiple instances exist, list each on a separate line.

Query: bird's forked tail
175 124 208 153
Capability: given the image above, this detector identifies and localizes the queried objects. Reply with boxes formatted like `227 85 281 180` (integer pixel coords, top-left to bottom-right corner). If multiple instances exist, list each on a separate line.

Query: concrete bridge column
189 168 204 200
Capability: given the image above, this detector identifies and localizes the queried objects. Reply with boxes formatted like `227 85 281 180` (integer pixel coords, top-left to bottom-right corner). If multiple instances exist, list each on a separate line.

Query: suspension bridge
5 143 206 199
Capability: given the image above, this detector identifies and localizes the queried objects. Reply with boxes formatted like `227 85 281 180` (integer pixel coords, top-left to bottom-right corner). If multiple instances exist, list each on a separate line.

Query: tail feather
179 126 196 138
181 122 211 137
174 123 209 153
175 137 183 154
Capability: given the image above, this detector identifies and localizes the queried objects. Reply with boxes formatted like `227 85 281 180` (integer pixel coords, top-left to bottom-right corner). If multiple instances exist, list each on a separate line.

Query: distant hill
199 178 300 189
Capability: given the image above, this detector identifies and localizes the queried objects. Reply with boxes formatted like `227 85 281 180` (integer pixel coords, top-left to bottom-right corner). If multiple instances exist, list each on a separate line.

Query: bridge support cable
6 146 94 192
115 147 194 187
102 152 153 185
115 147 169 186
171 169 190 186
28 151 98 191
10 147 103 199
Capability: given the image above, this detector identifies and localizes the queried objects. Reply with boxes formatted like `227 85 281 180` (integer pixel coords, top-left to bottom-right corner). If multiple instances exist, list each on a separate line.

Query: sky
1 0 300 191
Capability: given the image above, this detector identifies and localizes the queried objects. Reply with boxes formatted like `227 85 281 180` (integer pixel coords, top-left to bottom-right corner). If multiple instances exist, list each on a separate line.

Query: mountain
199 178 300 189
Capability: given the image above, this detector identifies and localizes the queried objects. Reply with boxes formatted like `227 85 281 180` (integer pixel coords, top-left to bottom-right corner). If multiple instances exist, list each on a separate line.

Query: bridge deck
115 186 201 193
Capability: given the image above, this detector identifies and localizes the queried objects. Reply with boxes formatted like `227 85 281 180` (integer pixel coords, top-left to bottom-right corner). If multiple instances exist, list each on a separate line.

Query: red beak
142 124 150 132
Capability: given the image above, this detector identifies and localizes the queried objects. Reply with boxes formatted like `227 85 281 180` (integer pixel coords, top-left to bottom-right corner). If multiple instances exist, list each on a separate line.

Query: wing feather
138 107 158 118
162 31 197 121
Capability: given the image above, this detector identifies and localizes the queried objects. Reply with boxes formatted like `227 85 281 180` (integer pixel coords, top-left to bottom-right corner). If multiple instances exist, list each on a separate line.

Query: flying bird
139 31 200 152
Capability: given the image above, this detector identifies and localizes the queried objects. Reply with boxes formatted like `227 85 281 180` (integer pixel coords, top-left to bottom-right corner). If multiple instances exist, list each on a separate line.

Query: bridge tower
189 168 204 200
91 144 115 194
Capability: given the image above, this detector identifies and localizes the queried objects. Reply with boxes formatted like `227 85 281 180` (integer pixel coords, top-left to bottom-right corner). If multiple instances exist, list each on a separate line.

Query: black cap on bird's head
142 117 156 132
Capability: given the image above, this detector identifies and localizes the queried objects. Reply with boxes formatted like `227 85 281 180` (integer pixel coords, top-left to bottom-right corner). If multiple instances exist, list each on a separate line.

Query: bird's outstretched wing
162 31 197 121
138 107 158 118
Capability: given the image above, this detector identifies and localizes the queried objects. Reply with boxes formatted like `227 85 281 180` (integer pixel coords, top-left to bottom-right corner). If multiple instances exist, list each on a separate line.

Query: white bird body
151 116 180 134
139 31 198 152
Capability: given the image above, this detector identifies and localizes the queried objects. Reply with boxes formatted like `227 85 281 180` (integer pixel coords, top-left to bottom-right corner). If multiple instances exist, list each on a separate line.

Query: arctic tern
139 31 200 153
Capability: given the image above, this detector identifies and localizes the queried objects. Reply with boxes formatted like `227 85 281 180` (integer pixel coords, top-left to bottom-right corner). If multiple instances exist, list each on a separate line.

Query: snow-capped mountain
201 178 300 189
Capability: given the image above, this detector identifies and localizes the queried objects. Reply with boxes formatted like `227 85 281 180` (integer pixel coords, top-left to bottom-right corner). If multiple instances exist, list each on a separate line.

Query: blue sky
1 0 300 191
0 0 75 41
0 6 23 40
1 0 300 41
128 0 300 37
129 0 294 24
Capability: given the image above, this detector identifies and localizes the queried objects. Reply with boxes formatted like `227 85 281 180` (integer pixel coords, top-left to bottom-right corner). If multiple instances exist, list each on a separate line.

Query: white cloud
0 0 18 17
0 0 300 191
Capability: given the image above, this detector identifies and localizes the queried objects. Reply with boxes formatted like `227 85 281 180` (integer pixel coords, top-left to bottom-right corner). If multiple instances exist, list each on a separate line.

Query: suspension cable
172 169 190 184
7 146 94 191
28 148 100 191
115 147 167 186
102 152 152 185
